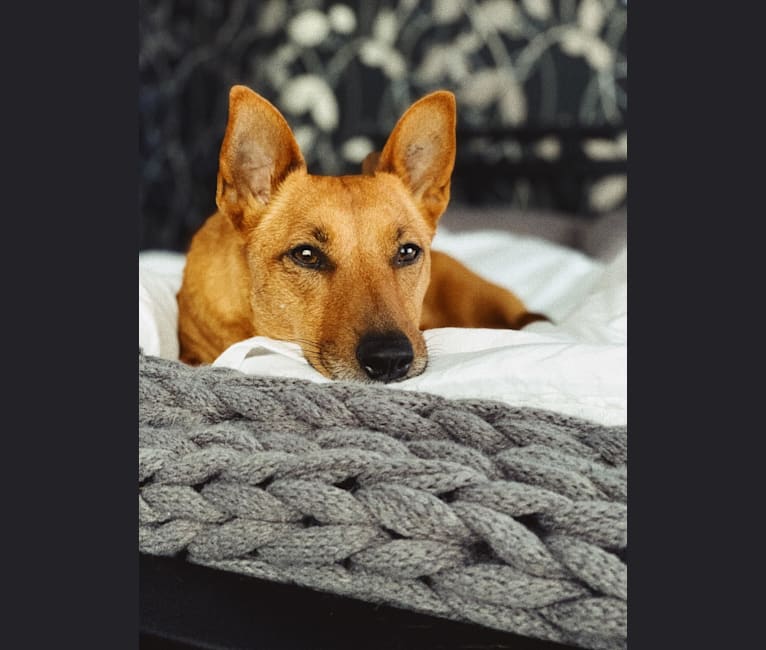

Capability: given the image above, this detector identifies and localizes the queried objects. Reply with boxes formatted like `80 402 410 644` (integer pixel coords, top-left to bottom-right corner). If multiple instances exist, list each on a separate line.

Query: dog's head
215 85 456 382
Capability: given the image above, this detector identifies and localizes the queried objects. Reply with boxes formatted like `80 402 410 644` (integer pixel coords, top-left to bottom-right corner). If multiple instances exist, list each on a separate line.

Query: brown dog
177 86 544 382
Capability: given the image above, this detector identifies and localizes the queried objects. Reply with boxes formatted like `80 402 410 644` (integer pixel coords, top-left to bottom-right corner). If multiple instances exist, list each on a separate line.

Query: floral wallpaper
139 0 627 251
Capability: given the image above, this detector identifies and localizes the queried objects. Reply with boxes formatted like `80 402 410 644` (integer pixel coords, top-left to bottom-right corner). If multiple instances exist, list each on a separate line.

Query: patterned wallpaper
139 0 627 251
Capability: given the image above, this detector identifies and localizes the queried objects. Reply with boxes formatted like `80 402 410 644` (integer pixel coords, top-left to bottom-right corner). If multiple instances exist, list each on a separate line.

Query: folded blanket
139 351 627 650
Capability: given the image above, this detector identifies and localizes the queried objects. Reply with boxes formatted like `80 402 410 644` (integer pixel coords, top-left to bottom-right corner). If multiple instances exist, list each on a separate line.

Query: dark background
139 0 627 252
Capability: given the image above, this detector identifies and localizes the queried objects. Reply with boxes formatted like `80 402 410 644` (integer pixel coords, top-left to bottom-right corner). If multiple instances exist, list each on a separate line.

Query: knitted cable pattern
139 351 627 650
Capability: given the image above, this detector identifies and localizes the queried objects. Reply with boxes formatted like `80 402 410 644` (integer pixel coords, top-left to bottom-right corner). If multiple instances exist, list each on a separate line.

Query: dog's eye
395 243 421 267
290 245 326 270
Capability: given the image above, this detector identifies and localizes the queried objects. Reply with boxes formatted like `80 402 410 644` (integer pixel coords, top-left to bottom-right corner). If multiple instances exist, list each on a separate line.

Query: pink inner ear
404 140 438 194
241 162 273 205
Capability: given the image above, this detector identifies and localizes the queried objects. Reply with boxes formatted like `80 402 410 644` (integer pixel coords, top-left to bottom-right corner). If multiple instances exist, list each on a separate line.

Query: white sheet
139 228 626 426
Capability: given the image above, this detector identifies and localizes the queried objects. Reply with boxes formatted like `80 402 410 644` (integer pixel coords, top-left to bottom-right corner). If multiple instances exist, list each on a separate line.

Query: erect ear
373 91 456 227
361 150 381 175
216 85 306 231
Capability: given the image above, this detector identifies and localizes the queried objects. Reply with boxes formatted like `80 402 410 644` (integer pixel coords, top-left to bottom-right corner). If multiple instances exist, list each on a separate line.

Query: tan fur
177 86 546 380
422 251 547 330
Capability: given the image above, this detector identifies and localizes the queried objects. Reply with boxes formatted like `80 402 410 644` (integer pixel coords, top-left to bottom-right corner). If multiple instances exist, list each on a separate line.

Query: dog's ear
373 91 456 227
216 86 306 231
361 151 381 175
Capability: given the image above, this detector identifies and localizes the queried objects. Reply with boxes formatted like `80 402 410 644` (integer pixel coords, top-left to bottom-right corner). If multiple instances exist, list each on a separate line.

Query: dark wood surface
140 554 577 650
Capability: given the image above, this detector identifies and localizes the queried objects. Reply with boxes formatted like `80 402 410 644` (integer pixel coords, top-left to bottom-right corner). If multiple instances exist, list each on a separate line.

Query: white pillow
138 252 185 360
525 247 627 345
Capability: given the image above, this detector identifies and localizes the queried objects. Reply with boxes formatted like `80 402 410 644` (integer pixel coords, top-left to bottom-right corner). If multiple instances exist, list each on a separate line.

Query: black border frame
3 1 757 648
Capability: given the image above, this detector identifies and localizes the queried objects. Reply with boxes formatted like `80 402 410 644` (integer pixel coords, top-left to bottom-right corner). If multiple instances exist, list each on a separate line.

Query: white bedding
139 227 626 426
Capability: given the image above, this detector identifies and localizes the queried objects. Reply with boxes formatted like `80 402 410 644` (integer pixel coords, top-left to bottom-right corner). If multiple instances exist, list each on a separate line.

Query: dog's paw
515 311 551 329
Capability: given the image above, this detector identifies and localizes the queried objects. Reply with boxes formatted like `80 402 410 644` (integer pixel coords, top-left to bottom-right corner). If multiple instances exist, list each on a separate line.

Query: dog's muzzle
355 332 414 382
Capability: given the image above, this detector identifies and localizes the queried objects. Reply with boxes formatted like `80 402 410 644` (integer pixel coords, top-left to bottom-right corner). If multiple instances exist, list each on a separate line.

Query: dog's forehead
265 173 431 243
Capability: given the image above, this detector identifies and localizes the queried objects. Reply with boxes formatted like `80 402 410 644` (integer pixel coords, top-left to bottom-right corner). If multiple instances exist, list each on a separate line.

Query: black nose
356 332 414 382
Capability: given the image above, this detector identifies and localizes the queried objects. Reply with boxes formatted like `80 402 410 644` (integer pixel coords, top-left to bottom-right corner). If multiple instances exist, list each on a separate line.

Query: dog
177 85 546 382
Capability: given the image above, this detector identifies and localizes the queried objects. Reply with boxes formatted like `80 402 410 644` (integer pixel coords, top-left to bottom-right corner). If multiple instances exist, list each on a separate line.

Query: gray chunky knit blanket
139 351 627 650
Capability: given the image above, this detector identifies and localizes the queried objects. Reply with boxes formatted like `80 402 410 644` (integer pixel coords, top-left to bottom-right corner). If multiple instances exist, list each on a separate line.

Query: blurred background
139 0 627 255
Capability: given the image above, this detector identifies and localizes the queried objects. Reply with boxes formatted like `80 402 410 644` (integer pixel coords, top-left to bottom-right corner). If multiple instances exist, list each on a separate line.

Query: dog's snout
356 333 414 382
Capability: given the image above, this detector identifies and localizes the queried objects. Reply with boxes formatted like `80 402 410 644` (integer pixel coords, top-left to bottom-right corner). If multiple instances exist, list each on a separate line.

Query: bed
139 214 627 649
139 3 627 645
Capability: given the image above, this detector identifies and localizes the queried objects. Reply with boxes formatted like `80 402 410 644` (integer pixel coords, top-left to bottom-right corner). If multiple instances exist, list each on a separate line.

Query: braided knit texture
139 351 627 650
